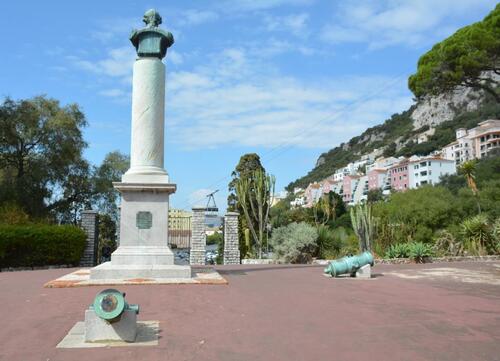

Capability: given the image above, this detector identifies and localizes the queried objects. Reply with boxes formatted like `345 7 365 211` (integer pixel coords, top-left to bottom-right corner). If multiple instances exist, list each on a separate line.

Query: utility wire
176 70 412 210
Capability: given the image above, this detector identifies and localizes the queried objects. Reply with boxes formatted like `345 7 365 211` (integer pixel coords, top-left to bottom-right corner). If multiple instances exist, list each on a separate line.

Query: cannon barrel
92 288 139 323
324 251 374 277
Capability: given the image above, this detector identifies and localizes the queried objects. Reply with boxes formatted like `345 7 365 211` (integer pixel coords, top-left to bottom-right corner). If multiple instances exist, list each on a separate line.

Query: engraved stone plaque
136 211 152 229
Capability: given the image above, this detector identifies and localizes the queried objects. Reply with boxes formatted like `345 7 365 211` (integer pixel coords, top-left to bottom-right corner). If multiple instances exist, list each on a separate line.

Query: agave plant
408 242 433 263
385 243 411 259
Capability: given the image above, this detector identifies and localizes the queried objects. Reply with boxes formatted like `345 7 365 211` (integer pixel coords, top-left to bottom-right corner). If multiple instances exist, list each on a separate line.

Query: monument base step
110 246 174 265
90 263 191 280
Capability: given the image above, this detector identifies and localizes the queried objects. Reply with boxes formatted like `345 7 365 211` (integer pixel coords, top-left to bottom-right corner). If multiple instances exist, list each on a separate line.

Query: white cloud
178 10 219 26
265 13 310 36
168 50 184 65
165 48 413 150
218 0 313 12
98 88 126 97
321 0 498 49
70 46 135 79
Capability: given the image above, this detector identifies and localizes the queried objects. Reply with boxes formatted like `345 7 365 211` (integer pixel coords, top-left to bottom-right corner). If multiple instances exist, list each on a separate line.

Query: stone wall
223 212 240 265
190 207 206 265
80 210 99 267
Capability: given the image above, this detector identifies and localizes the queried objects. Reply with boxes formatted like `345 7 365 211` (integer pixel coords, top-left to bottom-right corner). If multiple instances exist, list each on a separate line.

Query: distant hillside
286 93 500 192
287 4 500 193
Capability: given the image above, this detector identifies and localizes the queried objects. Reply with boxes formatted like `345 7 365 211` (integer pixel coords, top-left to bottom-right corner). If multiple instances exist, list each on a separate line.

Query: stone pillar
223 212 240 265
122 58 169 184
190 207 206 265
80 210 99 267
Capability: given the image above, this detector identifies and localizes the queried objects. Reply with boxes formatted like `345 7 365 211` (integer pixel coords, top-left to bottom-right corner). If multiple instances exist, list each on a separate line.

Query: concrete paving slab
57 321 159 348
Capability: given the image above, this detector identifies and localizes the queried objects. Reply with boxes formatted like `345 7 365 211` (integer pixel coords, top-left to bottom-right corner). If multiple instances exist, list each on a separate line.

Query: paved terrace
0 262 499 361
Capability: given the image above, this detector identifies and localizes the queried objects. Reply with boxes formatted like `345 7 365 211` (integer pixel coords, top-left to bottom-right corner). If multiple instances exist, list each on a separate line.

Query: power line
176 70 412 210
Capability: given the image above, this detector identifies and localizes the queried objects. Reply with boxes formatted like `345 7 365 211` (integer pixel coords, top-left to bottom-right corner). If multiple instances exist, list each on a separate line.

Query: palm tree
459 160 481 213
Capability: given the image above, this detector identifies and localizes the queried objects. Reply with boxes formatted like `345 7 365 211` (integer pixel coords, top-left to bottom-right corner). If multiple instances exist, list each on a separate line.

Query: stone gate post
190 207 206 265
223 212 240 265
80 210 99 267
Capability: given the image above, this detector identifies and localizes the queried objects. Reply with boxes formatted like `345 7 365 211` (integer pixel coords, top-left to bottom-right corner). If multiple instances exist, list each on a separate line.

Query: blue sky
0 0 497 212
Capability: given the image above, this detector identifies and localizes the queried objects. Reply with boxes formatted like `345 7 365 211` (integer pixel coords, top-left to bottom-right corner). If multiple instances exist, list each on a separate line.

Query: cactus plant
350 203 377 252
236 169 275 258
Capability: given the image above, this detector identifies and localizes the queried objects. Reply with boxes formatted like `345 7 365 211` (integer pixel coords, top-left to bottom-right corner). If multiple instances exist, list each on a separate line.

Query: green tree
383 142 397 157
92 151 129 221
367 189 384 204
0 96 88 221
409 4 500 102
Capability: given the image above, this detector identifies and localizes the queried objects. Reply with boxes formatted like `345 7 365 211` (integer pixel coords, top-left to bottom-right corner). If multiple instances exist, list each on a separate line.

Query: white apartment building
409 157 456 188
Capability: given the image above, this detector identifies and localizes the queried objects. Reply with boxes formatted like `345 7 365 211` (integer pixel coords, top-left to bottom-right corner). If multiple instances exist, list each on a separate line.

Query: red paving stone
0 262 499 361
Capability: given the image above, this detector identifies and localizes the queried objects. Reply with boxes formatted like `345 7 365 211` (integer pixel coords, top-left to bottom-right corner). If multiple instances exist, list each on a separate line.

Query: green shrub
317 225 346 259
408 242 434 263
461 214 497 255
270 222 317 263
339 233 361 256
0 225 86 267
433 230 464 256
207 232 223 245
0 202 29 225
385 243 411 259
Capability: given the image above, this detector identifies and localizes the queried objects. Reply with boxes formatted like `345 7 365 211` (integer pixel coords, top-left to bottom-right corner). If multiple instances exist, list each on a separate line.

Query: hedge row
0 225 86 268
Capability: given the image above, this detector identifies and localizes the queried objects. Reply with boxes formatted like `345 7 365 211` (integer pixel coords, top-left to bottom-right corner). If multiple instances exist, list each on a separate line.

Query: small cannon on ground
91 289 139 323
85 289 140 342
324 251 374 277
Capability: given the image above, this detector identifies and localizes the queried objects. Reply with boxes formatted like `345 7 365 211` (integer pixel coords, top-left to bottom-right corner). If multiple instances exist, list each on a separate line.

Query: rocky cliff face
410 72 498 129
410 87 482 129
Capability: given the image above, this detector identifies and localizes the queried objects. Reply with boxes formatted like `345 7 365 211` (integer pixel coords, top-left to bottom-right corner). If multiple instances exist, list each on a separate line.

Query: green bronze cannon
91 289 139 323
324 251 374 277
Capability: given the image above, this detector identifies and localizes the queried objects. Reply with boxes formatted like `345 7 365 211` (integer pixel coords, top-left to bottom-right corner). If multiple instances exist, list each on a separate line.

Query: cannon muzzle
91 288 139 323
324 251 374 277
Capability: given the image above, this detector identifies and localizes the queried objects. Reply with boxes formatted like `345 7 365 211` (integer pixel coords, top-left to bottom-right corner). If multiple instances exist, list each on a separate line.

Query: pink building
368 169 387 191
342 175 359 203
304 182 322 207
389 160 409 192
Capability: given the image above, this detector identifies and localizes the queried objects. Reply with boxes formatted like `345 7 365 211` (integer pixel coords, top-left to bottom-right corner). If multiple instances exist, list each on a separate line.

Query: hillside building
408 157 456 188
442 119 500 165
389 159 410 191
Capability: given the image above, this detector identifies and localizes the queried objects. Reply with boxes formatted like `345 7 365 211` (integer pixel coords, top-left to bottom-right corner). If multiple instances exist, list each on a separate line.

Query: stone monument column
91 9 191 280
123 57 168 183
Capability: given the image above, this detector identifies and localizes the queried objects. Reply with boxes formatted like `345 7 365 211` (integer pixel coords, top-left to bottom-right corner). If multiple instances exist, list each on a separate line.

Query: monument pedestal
90 183 191 280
